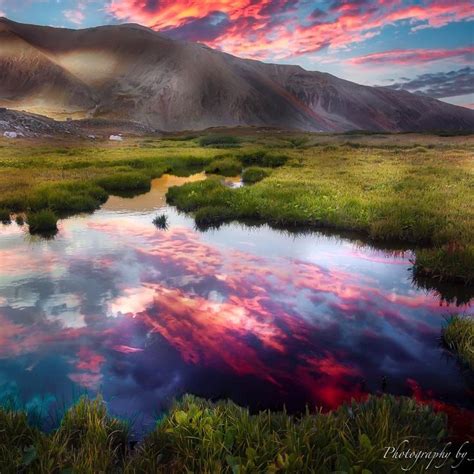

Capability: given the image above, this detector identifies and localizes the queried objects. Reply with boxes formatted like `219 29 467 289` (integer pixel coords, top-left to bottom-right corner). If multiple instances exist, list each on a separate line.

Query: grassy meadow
0 131 473 286
0 394 448 473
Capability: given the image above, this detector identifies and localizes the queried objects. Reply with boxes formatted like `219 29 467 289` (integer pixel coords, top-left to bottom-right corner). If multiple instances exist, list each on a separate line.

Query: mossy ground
0 131 472 283
0 394 448 473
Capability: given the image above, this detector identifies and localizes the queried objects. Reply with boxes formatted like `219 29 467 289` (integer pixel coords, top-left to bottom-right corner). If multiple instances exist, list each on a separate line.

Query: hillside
0 17 473 132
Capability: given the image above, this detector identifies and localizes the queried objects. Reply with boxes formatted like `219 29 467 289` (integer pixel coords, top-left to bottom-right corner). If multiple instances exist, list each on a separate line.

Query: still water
0 174 472 435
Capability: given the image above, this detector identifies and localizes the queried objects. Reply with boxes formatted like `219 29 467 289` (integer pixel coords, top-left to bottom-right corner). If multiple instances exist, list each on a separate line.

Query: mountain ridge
0 17 473 132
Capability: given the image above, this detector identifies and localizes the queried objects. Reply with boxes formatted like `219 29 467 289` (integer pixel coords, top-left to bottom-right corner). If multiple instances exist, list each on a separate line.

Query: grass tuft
205 157 242 177
242 166 270 184
27 209 58 235
153 213 169 230
239 150 289 167
442 315 474 370
96 172 151 194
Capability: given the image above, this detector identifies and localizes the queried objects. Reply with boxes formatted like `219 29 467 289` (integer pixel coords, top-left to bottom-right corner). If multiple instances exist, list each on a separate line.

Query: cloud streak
350 47 474 66
385 67 474 99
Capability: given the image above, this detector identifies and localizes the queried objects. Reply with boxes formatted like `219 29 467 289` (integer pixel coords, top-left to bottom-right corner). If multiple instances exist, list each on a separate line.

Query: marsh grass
0 207 11 224
0 134 472 283
199 135 240 147
205 157 242 176
0 395 448 473
96 172 151 193
27 210 58 235
238 149 289 167
242 166 270 184
442 315 474 370
153 213 169 230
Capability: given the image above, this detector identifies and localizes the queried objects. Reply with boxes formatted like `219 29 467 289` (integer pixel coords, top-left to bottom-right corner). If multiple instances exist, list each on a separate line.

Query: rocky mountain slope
1 17 473 132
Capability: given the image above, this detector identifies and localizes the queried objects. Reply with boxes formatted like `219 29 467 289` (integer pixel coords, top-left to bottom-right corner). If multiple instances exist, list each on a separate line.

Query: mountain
1 17 473 132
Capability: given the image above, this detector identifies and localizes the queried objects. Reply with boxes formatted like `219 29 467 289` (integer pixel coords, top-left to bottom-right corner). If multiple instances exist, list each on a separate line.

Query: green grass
242 166 270 184
0 394 448 473
0 133 472 283
199 135 240 147
96 172 151 193
205 157 242 176
27 209 58 235
442 315 474 370
239 149 289 167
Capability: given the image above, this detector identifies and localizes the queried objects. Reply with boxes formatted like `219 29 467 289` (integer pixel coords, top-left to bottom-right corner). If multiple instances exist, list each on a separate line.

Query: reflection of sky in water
0 175 472 436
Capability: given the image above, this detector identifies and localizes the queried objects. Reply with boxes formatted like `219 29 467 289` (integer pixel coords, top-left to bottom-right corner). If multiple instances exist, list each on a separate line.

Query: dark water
0 174 472 436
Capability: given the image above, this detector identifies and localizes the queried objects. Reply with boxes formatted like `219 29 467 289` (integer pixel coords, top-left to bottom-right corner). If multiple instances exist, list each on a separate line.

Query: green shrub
96 172 151 193
205 158 242 176
199 135 240 147
27 210 58 235
242 167 270 184
442 315 474 370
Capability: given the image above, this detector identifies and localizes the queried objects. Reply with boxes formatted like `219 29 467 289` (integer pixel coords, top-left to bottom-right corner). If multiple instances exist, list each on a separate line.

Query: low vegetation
205 157 242 176
239 149 289 167
96 172 151 194
0 394 448 473
242 166 270 183
199 135 240 147
27 209 58 235
0 133 472 284
0 207 10 224
442 315 474 370
153 213 169 230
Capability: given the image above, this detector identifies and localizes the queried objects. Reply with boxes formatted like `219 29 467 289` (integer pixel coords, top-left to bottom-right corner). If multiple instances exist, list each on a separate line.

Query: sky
0 0 473 108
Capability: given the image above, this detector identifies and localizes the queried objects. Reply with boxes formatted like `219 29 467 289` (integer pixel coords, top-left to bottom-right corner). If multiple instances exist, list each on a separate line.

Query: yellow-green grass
0 133 473 283
205 157 242 176
27 209 58 235
242 166 271 183
442 315 474 370
0 395 447 473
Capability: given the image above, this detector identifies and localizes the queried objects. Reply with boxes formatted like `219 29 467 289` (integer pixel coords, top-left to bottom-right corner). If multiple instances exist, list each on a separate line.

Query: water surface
0 174 472 435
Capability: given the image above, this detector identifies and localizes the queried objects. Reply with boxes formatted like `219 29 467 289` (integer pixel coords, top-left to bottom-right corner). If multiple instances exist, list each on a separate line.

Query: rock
109 135 123 141
3 131 18 138
87 134 96 139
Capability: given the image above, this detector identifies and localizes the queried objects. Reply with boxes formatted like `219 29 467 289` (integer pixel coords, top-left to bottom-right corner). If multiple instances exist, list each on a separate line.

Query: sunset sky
1 0 472 108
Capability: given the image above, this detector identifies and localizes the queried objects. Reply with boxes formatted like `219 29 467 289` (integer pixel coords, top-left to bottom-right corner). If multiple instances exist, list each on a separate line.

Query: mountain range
1 17 473 133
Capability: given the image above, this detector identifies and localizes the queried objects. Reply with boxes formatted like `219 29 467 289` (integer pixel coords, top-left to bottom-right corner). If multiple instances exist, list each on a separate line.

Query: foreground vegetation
0 132 472 284
442 315 474 370
0 394 449 473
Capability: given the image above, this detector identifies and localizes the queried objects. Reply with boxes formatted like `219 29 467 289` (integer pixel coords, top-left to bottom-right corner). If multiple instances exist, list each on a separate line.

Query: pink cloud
64 9 85 25
350 47 474 66
105 0 474 60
